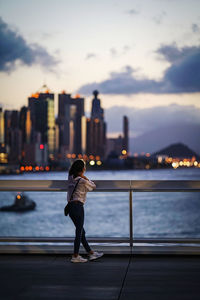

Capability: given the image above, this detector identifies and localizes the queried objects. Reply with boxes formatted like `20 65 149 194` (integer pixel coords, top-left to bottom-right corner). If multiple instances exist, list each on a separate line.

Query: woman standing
67 159 103 263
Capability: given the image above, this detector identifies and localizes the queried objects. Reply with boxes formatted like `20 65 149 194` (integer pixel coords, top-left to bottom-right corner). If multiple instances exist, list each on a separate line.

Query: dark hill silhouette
152 143 200 159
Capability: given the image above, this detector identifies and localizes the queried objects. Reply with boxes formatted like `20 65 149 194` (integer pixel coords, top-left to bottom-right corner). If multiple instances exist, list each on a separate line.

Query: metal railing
0 180 200 254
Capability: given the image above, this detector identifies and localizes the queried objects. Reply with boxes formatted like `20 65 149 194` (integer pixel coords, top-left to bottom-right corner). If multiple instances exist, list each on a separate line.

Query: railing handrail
1 179 200 253
0 180 200 192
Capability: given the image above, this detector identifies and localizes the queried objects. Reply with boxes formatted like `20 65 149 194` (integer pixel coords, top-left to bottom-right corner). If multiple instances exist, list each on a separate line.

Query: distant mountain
152 143 200 159
130 123 200 155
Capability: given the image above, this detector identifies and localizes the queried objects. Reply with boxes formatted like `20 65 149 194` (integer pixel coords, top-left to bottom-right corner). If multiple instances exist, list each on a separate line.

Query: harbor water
0 168 200 238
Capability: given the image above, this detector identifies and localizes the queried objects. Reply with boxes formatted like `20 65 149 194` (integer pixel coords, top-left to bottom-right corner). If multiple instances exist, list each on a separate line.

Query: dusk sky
0 0 200 139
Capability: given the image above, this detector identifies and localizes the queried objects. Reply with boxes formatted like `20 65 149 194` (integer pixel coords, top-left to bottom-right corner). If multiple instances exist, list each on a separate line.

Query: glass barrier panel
133 192 200 238
0 191 129 238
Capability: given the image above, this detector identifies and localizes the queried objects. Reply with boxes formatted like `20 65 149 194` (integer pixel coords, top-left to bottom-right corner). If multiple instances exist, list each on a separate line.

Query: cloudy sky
0 0 200 139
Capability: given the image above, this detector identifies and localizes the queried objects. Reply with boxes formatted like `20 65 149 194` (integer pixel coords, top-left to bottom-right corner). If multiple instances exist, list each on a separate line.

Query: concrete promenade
1 254 200 300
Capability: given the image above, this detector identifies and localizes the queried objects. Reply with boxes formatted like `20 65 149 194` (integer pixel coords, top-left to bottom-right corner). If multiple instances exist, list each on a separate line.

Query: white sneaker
71 255 88 263
89 251 104 261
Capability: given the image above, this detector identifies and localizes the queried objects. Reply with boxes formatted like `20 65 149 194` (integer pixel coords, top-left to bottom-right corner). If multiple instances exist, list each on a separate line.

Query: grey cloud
78 44 200 95
156 43 200 63
192 23 200 33
126 9 139 16
0 17 58 72
85 53 97 60
78 66 162 95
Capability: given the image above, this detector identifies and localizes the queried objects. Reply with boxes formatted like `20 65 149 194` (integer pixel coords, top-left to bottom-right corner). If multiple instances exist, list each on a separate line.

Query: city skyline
0 87 131 168
0 0 200 141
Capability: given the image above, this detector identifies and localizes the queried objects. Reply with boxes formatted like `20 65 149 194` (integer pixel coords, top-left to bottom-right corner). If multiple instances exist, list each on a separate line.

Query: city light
40 144 44 150
122 150 127 155
172 162 179 169
89 160 95 166
96 160 102 166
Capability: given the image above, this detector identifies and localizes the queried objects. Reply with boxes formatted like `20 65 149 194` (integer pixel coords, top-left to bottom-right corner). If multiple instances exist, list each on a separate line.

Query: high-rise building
4 110 22 163
91 90 104 120
25 108 32 144
0 108 4 144
123 115 129 154
86 91 107 158
28 85 56 159
19 106 28 147
105 116 129 158
58 92 85 157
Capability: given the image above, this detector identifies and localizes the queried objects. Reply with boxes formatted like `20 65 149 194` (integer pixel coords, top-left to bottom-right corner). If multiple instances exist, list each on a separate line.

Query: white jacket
67 175 96 204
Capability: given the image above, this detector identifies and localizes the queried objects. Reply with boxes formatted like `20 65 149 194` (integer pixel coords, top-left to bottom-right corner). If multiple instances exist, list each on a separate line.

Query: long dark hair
69 159 85 178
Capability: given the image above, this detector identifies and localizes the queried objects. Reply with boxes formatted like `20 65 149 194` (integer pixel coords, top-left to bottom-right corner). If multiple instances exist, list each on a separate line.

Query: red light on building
20 166 25 171
40 144 44 150
45 166 50 171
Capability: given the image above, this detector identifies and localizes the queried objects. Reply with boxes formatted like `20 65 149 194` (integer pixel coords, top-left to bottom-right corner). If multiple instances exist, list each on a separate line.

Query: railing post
129 182 133 248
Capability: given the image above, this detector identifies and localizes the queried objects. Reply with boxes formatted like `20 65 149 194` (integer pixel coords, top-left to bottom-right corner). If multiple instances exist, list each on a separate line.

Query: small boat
0 193 36 212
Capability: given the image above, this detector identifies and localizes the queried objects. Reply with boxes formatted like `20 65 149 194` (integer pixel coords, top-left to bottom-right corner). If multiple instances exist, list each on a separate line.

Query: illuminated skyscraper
58 92 85 157
28 85 56 159
0 108 4 144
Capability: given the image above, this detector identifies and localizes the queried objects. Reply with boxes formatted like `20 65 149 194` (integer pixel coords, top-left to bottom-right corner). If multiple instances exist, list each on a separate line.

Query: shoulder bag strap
69 178 81 201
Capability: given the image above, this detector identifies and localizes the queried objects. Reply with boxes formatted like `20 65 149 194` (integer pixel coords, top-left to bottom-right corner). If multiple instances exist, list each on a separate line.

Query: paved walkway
0 254 200 299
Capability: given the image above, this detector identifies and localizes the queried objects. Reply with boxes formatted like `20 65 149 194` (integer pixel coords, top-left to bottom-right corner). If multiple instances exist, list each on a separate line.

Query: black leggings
69 201 91 254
